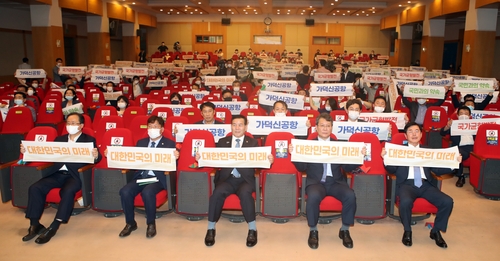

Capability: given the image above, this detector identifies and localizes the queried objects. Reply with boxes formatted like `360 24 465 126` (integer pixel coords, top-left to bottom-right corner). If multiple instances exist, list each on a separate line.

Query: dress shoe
430 231 448 248
146 223 156 238
308 230 319 249
246 230 257 247
119 223 137 237
456 176 465 187
35 227 57 244
22 224 46 242
338 230 353 248
205 229 216 246
402 231 412 246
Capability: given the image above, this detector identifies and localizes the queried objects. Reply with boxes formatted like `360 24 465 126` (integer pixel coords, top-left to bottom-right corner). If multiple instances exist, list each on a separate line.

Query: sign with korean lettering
410 66 426 71
147 80 167 88
364 74 390 84
454 80 495 93
358 112 406 129
91 74 120 84
121 67 149 76
450 75 468 80
15 69 46 78
450 118 500 136
197 146 272 168
92 68 118 75
280 70 298 78
205 76 235 86
384 143 460 169
252 71 279 80
247 116 309 136
395 71 425 80
152 104 192 116
290 139 364 164
424 77 453 86
258 90 304 110
314 73 341 82
133 62 149 68
262 80 298 92
59 67 86 75
461 92 499 104
175 124 232 142
22 141 94 163
197 54 209 59
403 85 446 99
212 101 248 115
107 146 177 171
332 121 390 140
309 83 353 97
179 91 209 101
115 61 134 67
393 79 421 88
62 103 84 116
103 92 123 101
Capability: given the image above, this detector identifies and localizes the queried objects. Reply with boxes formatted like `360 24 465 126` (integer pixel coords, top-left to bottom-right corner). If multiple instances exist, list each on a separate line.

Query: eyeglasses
66 122 81 126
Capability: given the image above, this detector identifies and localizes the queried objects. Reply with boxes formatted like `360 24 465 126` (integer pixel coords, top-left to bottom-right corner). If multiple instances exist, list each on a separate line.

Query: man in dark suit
21 112 101 244
292 113 365 249
118 116 179 238
216 60 238 77
344 99 366 122
231 81 248 101
196 102 224 124
383 122 460 248
399 85 447 125
339 63 356 83
199 115 273 247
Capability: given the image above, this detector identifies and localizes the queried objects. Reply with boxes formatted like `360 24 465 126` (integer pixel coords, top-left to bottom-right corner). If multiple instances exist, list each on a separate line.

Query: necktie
413 166 422 188
232 139 241 178
141 141 157 178
150 141 156 148
321 163 328 183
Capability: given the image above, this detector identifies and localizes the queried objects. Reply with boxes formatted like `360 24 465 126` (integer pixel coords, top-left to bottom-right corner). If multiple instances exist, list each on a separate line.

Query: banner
290 139 364 164
252 71 279 80
103 91 123 101
332 121 390 140
471 110 500 119
175 124 232 142
150 58 164 63
403 85 446 99
212 101 248 115
309 83 353 97
450 75 468 80
364 74 390 84
247 116 309 136
91 74 120 84
147 80 167 88
453 80 495 93
184 64 198 70
450 118 500 136
196 54 209 60
204 76 235 86
62 103 84 116
15 69 46 78
377 55 389 60
358 112 406 129
133 62 149 68
393 79 422 88
121 67 149 76
424 77 453 86
197 146 271 168
22 141 95 163
280 70 298 78
115 61 134 67
460 92 499 104
384 143 460 169
107 146 177 171
314 73 341 82
92 68 118 75
262 80 298 92
423 72 443 79
409 66 426 71
395 71 424 80
178 91 209 101
258 90 304 110
201 69 217 75
151 104 192 116
59 67 86 75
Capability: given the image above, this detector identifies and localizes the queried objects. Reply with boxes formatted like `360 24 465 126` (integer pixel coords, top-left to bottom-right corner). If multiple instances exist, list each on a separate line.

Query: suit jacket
451 93 492 111
215 68 237 77
399 88 445 122
440 127 476 147
133 136 176 189
293 160 360 188
47 133 101 185
194 119 224 124
215 135 259 188
233 92 248 101
340 71 356 83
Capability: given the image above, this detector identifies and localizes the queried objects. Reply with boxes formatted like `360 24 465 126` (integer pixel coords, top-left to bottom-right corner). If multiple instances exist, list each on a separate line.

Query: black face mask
223 97 232 101
171 100 180 104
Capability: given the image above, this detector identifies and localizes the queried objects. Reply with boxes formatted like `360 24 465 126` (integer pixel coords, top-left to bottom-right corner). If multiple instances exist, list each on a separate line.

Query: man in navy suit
118 115 179 238
195 102 224 124
231 81 248 101
382 122 461 248
339 63 356 83
292 113 364 249
198 115 273 247
21 112 101 244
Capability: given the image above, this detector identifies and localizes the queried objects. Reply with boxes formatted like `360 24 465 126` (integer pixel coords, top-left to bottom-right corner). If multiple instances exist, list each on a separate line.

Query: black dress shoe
308 230 319 249
146 223 156 238
22 224 46 242
119 223 138 237
402 231 412 246
205 229 216 246
338 230 353 248
35 227 57 244
430 231 448 248
246 230 257 247
456 176 465 187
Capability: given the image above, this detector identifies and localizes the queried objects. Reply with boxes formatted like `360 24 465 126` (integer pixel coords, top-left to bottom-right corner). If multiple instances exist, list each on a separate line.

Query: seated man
273 100 311 128
399 85 447 125
21 112 101 244
199 115 273 247
231 81 248 101
382 122 459 248
118 116 179 238
196 102 223 124
0 92 37 122
344 99 365 123
291 113 364 249
221 90 233 101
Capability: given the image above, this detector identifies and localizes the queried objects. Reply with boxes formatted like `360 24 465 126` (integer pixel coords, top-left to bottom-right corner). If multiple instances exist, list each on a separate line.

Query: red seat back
37 100 63 124
151 107 175 122
348 132 385 174
214 107 232 123
96 128 135 168
330 110 347 121
2 107 34 134
180 107 203 124
122 106 146 128
423 106 448 130
93 106 118 127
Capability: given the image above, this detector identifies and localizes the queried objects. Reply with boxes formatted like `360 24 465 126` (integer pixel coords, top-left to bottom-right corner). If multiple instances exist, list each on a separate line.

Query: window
196 35 223 44
313 36 341 45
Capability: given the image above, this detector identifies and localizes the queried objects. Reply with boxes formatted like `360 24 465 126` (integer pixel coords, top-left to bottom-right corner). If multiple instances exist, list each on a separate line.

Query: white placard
15 69 46 78
151 104 192 116
424 77 453 86
450 118 500 136
107 146 176 171
364 75 390 84
403 85 446 99
393 79 422 87
175 124 232 142
147 80 167 87
62 103 84 116
332 121 390 140
314 73 341 82
453 80 495 93
309 83 353 97
103 91 123 101
280 70 298 78
197 146 272 168
121 67 149 76
358 112 406 129
115 61 134 67
59 67 86 75
212 101 248 115
91 74 120 84
205 76 235 86
384 143 460 169
461 92 499 104
247 116 309 136
178 91 209 101
22 141 94 163
395 71 425 80
252 71 279 80
471 110 500 119
92 68 118 75
290 139 364 164
258 90 304 110
262 80 298 92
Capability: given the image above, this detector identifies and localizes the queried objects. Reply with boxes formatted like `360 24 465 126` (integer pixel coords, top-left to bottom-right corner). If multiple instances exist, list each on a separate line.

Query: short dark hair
56 58 62 62
64 89 76 97
463 94 475 102
14 92 26 99
147 115 165 127
66 112 84 124
116 95 129 106
232 115 248 125
302 65 309 73
16 85 27 92
273 100 288 110
316 112 333 126
320 60 326 67
222 90 232 97
354 73 362 79
297 89 309 96
457 105 471 115
404 122 422 133
326 97 337 109
200 101 215 111
105 81 115 87
22 57 28 63
346 99 362 110
169 92 182 101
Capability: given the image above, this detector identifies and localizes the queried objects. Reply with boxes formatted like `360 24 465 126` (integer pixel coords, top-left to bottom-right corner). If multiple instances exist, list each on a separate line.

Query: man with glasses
20 112 101 244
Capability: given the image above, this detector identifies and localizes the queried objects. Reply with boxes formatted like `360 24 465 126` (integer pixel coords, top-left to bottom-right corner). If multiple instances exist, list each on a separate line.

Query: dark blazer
399 88 445 122
133 136 176 189
215 135 259 187
296 73 311 88
61 99 81 109
195 119 224 124
216 68 238 77
440 127 476 147
46 133 101 184
451 93 492 111
340 71 356 83
233 92 248 101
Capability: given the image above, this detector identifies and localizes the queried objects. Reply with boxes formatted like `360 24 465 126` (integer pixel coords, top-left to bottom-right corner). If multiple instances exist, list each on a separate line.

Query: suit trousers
25 171 81 223
305 177 356 227
457 145 473 177
397 180 454 232
208 176 255 223
119 180 164 225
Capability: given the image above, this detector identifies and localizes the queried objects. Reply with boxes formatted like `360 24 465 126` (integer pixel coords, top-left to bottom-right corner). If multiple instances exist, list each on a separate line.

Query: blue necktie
413 166 422 188
232 139 241 178
141 141 156 178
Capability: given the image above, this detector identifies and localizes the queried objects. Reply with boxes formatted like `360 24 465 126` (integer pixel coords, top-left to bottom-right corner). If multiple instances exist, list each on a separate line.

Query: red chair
36 100 64 132
85 89 105 108
394 96 410 119
375 120 399 145
422 106 448 148
201 95 220 102
151 107 175 122
0 107 34 164
128 115 150 144
214 107 232 123
240 108 266 117
122 106 146 128
44 91 63 102
165 116 190 135
142 99 160 115
330 110 347 121
94 116 124 147
134 94 150 107
180 107 203 124
181 94 197 106
470 123 500 199
92 106 118 128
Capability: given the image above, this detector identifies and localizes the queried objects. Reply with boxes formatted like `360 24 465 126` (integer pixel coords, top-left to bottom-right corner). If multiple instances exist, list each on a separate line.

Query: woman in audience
116 95 130 117
310 97 338 113
170 93 182 104
62 89 80 109
26 86 41 111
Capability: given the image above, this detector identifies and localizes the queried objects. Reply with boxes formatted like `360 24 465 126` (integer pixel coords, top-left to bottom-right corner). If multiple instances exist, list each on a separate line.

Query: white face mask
195 81 201 85
148 128 161 139
66 125 80 135
221 86 227 90
57 63 62 67
458 115 469 120
65 96 74 100
233 87 240 92
275 112 286 117
348 111 360 121
374 106 385 113
117 102 127 109
32 83 38 88
106 87 113 92
27 90 34 96
417 98 426 105
325 106 332 111
14 99 23 105
133 80 139 85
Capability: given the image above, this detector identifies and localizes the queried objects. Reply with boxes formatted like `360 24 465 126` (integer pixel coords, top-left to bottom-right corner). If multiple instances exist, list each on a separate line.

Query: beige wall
493 39 500 79
285 24 310 63
147 23 192 56
226 24 251 59
344 25 391 55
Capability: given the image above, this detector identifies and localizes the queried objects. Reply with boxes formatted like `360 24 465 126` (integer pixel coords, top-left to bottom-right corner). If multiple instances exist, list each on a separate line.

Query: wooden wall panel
420 36 444 70
32 26 65 77
59 0 87 12
191 22 226 54
400 10 408 25
125 8 135 23
87 32 110 65
392 39 412 66
476 0 500 8
429 0 443 18
87 0 103 16
381 15 398 30
138 13 152 27
461 30 496 77
107 3 126 21
151 16 157 28
249 22 287 55
122 36 139 62
443 0 469 15
407 5 425 24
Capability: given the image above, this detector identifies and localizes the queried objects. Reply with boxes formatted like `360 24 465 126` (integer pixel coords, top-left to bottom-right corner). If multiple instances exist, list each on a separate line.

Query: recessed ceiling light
222 12 224 14
399 4 402 7
195 9 197 11
343 13 345 15
288 10 290 12
190 12 193 14
366 14 369 16
372 11 375 13
198 1 201 4
254 9 256 11
170 9 173 11
218 9 221 11
362 11 365 13
264 2 267 4
408 1 411 3
357 14 359 16
132 2 135 4
333 13 336 15
247 5 250 8
337 10 339 12
160 9 163 11
372 7 375 9
185 5 188 7
313 10 316 12
200 12 203 14
347 10 350 13
184 9 187 11
231 12 234 14
309 5 312 8
311 13 314 15
278 9 280 12
331 3 334 5
167 12 170 14
177 12 179 14
228 9 231 11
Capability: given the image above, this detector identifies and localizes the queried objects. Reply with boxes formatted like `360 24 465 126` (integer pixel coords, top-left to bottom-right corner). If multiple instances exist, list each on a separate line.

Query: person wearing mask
116 96 130 117
26 86 41 111
0 92 37 122
52 58 68 83
399 85 447 125
221 90 233 102
169 93 182 104
231 81 247 101
344 99 365 122
157 42 168 53
310 97 338 114
196 102 223 124
296 65 311 89
273 100 311 127
19 57 31 69
340 63 356 83
451 88 495 111
369 50 376 60
123 75 148 98
61 89 80 109
30 79 47 93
